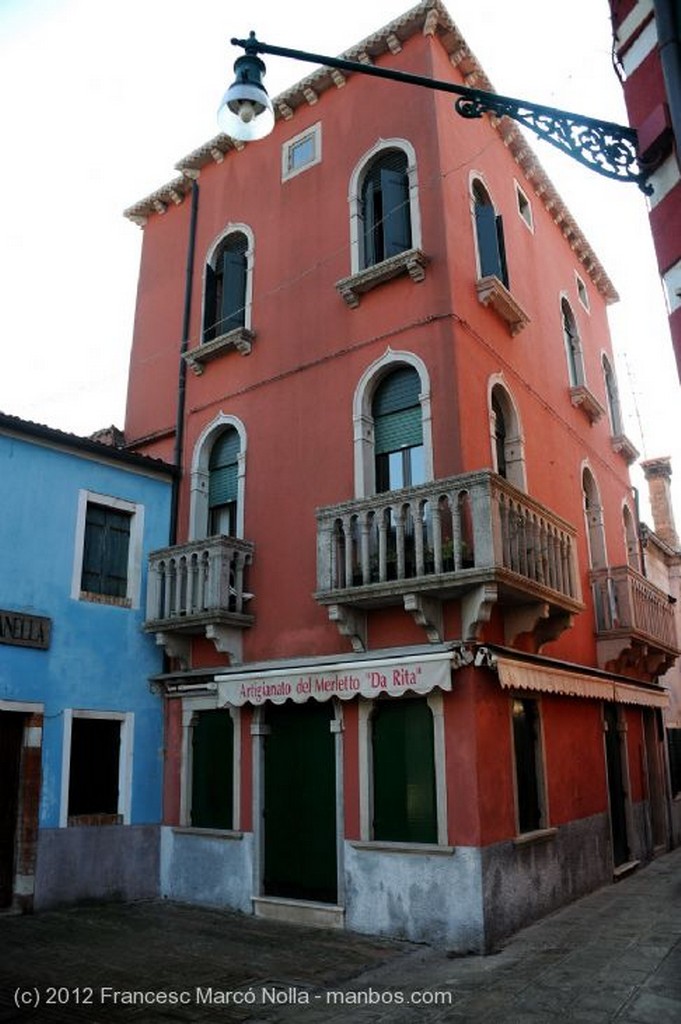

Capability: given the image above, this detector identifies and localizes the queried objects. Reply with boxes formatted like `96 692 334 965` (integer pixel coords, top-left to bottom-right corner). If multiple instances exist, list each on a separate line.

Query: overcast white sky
0 0 679 521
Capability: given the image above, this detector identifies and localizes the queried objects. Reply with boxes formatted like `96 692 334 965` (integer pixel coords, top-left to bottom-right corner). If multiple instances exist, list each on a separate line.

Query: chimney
642 456 679 549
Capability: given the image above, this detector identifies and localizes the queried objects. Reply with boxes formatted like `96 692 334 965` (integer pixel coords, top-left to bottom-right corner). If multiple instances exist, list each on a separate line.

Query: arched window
472 179 508 287
582 466 607 569
489 380 526 490
203 231 249 342
189 415 247 541
603 355 623 435
562 299 584 387
372 367 425 493
208 428 240 536
622 504 640 571
360 149 412 269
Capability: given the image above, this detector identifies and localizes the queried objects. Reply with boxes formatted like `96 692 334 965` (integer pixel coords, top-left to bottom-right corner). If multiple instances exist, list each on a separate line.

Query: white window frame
281 121 322 181
348 138 421 275
514 181 534 231
59 709 133 827
488 375 528 491
575 271 590 312
188 413 247 541
71 490 144 609
180 697 241 831
202 223 255 339
357 691 448 847
560 294 586 388
352 349 433 499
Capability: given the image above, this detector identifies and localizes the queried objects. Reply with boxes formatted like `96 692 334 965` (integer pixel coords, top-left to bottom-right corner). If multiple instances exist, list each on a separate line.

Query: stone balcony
315 471 583 651
145 536 254 666
590 565 679 680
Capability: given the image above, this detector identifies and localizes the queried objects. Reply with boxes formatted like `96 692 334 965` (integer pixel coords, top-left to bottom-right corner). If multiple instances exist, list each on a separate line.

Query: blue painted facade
0 415 173 910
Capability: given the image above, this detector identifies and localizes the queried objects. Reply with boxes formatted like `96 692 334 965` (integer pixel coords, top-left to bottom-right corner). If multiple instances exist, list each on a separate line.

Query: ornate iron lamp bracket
231 33 651 193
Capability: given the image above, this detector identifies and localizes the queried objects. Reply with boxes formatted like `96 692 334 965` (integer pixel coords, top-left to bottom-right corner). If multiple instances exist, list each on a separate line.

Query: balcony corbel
155 632 191 670
504 602 574 650
403 593 443 643
327 604 367 652
205 624 244 665
462 583 498 640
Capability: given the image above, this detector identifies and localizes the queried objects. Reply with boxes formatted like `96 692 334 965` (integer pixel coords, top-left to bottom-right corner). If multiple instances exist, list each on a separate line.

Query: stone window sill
79 591 132 609
513 827 558 847
184 328 255 374
570 385 605 424
350 840 454 856
336 248 428 308
68 813 123 827
611 433 639 465
476 275 530 335
172 826 244 840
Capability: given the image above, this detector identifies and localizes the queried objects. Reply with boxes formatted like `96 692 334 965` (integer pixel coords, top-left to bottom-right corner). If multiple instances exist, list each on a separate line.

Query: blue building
0 413 174 911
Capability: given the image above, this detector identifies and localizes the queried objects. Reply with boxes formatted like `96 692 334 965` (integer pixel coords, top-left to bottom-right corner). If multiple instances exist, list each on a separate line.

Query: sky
0 0 679 522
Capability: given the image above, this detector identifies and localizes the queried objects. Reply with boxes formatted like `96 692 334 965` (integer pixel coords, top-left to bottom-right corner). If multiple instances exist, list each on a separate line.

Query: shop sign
0 609 52 650
217 653 452 707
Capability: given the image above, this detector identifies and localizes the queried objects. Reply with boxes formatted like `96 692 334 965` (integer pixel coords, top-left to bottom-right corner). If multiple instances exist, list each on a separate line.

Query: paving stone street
1 846 680 1023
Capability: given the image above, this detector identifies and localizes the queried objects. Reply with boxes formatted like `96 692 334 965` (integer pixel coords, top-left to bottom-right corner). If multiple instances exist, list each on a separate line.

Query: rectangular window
282 123 322 181
668 728 681 797
515 182 533 230
62 711 132 826
72 491 144 608
372 697 437 843
190 710 234 829
512 697 546 834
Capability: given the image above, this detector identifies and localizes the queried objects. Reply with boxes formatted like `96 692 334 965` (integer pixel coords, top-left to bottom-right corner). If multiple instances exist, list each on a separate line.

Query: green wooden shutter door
208 430 240 508
203 263 218 342
373 368 423 455
81 505 130 598
475 197 502 279
191 710 234 829
220 238 247 333
372 698 437 843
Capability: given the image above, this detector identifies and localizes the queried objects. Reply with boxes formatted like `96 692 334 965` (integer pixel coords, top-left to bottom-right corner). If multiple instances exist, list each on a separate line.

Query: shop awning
216 650 453 707
494 656 669 708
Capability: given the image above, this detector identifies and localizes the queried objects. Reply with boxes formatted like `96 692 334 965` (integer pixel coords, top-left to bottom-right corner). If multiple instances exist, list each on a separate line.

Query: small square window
576 272 590 311
62 711 132 827
282 123 321 181
72 490 144 608
515 182 533 230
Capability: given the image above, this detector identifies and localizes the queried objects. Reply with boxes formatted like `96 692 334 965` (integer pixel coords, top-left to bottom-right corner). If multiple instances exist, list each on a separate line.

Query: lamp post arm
232 33 650 192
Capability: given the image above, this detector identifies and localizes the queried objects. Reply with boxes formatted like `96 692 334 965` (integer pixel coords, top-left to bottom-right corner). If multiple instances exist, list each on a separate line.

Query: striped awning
495 656 668 708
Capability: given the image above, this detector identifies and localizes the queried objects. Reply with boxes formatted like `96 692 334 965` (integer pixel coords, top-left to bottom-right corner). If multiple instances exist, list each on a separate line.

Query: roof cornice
123 0 618 302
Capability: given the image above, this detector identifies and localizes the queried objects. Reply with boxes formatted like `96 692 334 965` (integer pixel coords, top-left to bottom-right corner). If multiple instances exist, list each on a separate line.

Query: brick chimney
642 456 679 550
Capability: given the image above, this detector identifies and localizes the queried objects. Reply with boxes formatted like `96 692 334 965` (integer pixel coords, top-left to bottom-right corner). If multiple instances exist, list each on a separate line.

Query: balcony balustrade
590 564 679 679
145 536 254 665
316 470 582 650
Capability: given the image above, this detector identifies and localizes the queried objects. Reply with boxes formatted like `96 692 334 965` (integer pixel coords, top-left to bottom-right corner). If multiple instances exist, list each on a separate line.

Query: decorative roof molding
122 0 619 301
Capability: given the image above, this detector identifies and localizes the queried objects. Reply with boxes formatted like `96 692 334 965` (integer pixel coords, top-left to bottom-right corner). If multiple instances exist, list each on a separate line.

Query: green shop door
263 701 337 904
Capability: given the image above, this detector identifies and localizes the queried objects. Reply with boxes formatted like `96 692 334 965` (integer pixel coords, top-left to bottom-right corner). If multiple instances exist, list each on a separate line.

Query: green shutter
220 239 247 333
191 710 233 829
475 192 503 279
81 504 131 598
373 368 423 455
203 263 218 342
372 698 437 843
208 430 240 508
381 166 411 257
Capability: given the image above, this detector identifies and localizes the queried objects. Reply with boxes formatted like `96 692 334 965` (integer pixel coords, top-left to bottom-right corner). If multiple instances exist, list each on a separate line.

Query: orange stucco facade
124 1 676 950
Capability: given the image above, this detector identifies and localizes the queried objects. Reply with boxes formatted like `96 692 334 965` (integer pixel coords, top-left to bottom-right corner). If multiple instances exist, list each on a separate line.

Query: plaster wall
34 825 160 909
343 842 485 952
160 827 253 913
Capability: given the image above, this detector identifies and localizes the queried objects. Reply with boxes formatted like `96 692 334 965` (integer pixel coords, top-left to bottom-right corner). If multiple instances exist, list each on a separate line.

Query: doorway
0 712 25 908
263 701 337 904
604 703 630 867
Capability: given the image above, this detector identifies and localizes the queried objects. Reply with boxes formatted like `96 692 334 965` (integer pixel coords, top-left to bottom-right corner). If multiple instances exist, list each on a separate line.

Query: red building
123 0 678 950
609 0 681 378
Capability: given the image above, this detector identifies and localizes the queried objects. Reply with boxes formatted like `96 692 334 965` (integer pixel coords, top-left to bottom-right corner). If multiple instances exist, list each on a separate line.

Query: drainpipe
170 177 199 546
654 0 681 166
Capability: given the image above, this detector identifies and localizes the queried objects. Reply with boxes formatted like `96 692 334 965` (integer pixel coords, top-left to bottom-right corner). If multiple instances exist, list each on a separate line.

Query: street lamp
224 31 651 193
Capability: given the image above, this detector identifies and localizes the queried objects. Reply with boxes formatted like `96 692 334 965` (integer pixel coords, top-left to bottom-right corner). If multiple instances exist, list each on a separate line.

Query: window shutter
191 710 234 829
495 214 509 288
203 263 218 342
475 198 502 279
81 505 130 598
373 368 423 454
208 430 240 508
362 178 380 267
380 167 411 257
220 238 247 334
372 699 437 843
